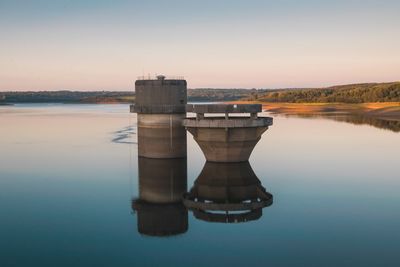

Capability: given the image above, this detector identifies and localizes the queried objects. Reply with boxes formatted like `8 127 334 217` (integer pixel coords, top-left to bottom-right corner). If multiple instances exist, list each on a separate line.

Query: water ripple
112 126 137 144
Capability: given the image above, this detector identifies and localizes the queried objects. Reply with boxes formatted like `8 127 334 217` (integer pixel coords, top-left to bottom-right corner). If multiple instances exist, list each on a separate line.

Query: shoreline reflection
277 113 400 132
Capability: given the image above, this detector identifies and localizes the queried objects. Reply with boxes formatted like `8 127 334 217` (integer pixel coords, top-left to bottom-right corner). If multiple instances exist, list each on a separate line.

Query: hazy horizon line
1 80 399 93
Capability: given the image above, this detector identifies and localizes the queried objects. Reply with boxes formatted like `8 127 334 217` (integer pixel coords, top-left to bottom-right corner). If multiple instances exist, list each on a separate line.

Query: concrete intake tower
131 75 187 158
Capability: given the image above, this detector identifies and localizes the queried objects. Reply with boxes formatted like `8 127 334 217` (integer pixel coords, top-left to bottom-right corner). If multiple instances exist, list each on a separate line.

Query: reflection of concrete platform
192 208 262 223
183 104 273 162
183 161 273 223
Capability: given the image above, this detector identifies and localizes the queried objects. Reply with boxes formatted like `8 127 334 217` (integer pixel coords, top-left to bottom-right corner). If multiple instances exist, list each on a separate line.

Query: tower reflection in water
132 157 188 236
183 162 273 223
132 159 273 235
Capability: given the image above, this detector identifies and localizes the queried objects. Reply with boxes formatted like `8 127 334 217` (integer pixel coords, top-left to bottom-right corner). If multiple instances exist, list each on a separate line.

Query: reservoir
0 104 399 267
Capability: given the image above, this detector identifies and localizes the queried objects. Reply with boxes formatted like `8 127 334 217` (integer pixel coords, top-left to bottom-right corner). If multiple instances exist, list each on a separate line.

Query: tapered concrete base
186 126 268 162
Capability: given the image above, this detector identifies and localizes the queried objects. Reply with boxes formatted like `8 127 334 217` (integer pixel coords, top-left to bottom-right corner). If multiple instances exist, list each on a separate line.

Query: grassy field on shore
231 101 400 132
232 101 400 120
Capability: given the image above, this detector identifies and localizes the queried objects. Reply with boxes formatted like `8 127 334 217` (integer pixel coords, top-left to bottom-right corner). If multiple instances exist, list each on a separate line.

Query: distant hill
0 91 134 104
250 82 400 103
187 89 266 102
0 89 263 103
1 82 399 104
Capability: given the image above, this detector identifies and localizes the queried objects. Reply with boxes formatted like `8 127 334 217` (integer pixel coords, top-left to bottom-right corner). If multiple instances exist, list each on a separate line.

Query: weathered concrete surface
132 157 188 236
183 161 273 223
132 76 187 158
138 114 187 158
132 104 186 114
186 126 268 162
134 77 186 114
183 116 272 128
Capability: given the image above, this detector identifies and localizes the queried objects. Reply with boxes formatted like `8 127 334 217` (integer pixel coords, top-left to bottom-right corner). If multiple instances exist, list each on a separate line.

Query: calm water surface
0 104 399 267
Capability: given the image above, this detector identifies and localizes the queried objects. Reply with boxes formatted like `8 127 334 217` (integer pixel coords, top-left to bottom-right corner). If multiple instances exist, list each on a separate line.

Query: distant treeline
0 89 263 103
250 82 400 103
187 88 267 102
1 82 399 104
0 91 134 103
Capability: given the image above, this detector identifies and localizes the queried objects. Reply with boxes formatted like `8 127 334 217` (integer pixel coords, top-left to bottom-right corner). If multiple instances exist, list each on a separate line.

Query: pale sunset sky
0 0 399 91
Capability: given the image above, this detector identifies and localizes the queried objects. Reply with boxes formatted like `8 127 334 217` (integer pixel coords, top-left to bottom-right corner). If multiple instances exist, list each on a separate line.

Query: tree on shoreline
254 82 400 103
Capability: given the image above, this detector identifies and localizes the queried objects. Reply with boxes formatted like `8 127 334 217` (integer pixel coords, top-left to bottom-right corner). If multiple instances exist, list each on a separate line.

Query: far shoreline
2 101 400 120
229 101 400 120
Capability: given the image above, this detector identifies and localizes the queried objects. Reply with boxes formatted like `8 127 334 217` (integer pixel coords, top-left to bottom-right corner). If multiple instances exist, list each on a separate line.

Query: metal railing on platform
136 75 185 80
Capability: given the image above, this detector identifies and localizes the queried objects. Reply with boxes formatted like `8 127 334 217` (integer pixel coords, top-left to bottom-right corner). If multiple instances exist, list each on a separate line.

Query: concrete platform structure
183 161 273 223
132 157 188 236
183 104 273 162
131 75 187 158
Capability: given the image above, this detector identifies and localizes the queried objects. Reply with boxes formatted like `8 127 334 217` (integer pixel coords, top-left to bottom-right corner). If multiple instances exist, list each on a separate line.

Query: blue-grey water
0 104 399 267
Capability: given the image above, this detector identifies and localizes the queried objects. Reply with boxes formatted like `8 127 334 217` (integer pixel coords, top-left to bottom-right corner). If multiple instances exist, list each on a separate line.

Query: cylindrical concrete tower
132 75 187 158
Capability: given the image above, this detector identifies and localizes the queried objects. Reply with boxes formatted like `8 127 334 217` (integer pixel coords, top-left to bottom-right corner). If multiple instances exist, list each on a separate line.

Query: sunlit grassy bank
230 101 400 132
232 101 400 119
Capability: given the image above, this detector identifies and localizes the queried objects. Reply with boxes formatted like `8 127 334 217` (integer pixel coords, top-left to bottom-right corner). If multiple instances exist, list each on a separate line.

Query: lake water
0 104 399 267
